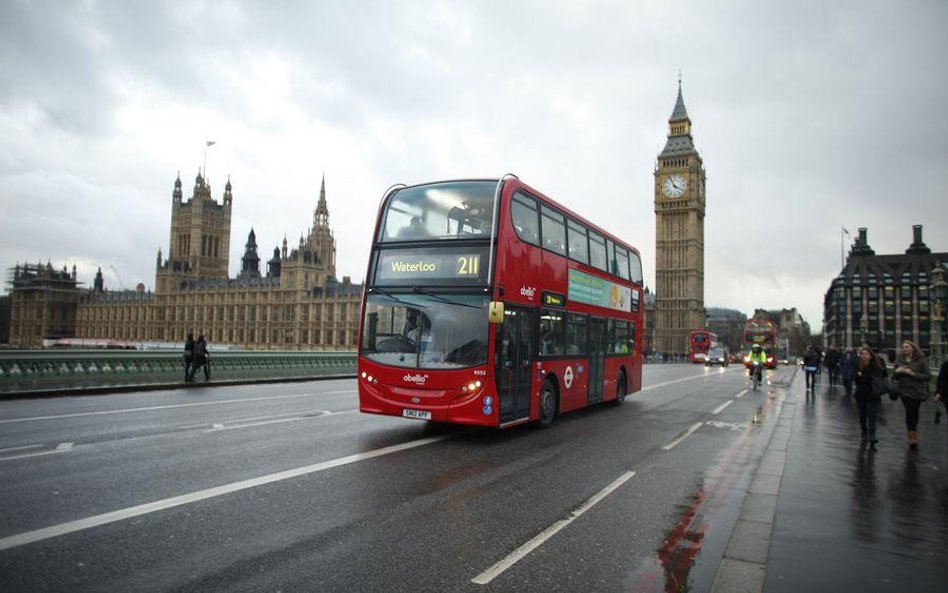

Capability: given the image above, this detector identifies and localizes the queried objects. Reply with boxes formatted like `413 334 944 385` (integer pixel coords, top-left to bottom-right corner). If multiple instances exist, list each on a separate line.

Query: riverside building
823 226 946 356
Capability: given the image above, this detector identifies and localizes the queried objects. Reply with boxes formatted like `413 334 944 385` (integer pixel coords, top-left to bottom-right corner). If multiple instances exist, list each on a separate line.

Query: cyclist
748 344 767 386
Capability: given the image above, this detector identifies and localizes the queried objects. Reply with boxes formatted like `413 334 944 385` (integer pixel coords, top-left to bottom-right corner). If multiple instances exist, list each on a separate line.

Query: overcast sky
2 0 946 328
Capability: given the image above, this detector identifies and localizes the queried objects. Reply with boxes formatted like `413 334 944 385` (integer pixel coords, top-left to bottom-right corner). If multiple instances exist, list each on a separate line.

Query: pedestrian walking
802 344 819 391
824 345 841 386
933 357 947 426
188 335 211 383
183 332 195 382
892 340 930 450
814 346 824 383
853 347 885 446
840 349 856 396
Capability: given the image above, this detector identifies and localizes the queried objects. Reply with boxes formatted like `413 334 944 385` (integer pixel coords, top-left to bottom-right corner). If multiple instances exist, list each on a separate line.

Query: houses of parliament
6 172 362 350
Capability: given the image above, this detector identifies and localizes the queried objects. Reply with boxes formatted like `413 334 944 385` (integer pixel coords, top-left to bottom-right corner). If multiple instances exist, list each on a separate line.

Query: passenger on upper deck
397 216 431 239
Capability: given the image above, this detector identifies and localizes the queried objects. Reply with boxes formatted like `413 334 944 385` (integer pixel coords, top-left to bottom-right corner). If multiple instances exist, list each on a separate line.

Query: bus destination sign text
375 249 487 285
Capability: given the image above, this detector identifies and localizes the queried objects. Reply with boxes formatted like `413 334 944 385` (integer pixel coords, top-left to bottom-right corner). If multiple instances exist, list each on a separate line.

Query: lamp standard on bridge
930 262 947 369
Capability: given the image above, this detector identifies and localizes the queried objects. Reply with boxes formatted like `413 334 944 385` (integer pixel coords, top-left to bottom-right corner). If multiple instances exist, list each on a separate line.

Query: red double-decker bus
688 330 718 363
358 176 645 428
742 321 778 369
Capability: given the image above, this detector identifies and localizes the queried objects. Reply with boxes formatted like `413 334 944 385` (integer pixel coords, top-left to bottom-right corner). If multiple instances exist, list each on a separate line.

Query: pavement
710 367 948 592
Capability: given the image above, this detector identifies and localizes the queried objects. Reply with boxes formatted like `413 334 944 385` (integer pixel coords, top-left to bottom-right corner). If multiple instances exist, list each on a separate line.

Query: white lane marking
735 389 748 399
0 433 453 551
207 412 334 432
0 390 356 425
711 400 733 415
472 471 635 585
662 422 704 450
0 443 76 462
642 374 720 391
0 444 43 454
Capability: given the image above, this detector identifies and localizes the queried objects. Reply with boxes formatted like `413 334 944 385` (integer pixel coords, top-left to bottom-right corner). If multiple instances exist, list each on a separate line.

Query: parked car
704 347 729 367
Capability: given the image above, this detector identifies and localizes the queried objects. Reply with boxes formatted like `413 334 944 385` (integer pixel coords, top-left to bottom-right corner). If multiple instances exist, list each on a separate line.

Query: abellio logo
403 373 429 384
520 286 536 299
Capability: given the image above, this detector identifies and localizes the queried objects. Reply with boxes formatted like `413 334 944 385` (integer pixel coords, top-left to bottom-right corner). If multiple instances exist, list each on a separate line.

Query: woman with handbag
853 347 886 446
893 340 930 450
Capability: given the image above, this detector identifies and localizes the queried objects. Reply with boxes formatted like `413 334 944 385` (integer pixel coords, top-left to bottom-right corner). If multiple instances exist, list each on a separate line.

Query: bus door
588 317 606 404
495 306 534 423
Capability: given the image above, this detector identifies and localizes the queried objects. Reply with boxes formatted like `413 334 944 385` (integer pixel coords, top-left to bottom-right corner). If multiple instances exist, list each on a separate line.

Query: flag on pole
842 226 850 235
206 140 216 147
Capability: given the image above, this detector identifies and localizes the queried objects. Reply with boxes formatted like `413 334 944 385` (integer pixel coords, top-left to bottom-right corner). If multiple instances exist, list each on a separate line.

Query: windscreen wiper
411 286 482 309
369 286 420 308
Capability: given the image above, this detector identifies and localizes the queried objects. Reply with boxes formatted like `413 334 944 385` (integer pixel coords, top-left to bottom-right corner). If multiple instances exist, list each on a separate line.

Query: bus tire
612 372 627 406
537 380 557 428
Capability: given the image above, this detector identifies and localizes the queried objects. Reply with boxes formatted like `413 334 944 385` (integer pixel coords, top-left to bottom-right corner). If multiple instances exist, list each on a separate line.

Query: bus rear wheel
538 381 557 428
612 372 627 406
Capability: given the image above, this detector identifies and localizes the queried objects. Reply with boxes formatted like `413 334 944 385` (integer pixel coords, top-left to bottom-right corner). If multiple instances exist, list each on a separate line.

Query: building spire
314 172 329 228
670 76 689 122
660 77 696 156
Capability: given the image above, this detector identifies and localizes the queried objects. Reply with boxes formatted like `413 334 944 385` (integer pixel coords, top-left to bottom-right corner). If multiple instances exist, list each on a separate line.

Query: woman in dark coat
183 333 195 382
853 347 885 446
893 340 929 449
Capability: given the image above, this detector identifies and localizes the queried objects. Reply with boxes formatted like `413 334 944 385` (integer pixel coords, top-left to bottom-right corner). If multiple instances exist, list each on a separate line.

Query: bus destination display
375 248 488 285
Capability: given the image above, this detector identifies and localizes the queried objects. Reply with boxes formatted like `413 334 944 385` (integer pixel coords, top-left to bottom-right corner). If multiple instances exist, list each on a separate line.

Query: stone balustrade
0 350 357 395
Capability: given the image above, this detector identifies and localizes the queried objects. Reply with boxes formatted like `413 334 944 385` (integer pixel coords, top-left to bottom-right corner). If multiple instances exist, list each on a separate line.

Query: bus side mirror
488 302 505 324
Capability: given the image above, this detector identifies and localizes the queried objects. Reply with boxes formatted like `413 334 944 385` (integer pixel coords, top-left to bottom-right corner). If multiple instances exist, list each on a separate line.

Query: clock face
662 173 687 198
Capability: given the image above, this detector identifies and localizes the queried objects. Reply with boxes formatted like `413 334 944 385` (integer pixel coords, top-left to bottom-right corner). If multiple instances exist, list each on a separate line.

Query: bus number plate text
402 408 432 420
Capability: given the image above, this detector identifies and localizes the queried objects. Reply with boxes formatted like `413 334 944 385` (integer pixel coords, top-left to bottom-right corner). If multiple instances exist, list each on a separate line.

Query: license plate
402 408 432 420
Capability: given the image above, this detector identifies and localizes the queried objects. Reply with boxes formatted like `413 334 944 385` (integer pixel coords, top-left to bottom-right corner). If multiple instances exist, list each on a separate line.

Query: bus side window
540 205 566 257
512 193 540 246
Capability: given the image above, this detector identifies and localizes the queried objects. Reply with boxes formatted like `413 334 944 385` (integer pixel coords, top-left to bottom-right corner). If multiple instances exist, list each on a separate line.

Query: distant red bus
358 176 645 428
743 321 778 369
688 330 718 363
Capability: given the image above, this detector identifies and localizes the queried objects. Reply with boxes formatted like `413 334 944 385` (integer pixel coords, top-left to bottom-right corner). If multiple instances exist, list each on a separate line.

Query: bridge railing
0 350 357 395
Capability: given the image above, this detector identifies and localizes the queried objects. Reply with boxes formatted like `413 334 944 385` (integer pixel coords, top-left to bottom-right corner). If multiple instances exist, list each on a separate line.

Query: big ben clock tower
654 80 706 356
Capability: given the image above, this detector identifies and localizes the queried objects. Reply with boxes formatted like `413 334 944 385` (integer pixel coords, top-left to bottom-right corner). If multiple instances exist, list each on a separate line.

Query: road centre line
735 389 748 399
472 471 636 585
711 400 733 415
0 390 355 425
641 373 724 391
0 432 453 551
662 422 704 451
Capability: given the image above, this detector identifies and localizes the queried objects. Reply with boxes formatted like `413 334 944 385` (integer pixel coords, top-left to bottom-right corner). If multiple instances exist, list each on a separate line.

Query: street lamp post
931 262 947 371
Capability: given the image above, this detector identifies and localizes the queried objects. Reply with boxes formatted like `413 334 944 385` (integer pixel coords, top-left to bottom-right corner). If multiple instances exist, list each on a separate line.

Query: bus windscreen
379 181 496 242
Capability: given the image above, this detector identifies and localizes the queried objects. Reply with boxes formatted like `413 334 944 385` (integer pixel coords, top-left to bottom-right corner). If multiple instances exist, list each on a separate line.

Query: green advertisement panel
568 269 632 312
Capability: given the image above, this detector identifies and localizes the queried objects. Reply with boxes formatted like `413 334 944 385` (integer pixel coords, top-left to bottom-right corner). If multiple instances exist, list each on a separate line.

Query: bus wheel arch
612 368 628 406
537 376 559 428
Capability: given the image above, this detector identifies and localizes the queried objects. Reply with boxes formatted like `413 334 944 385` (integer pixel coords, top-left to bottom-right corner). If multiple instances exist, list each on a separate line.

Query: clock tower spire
653 80 706 357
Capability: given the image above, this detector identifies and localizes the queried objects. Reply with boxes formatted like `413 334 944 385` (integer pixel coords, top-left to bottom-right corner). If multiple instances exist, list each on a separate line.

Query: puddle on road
625 390 786 592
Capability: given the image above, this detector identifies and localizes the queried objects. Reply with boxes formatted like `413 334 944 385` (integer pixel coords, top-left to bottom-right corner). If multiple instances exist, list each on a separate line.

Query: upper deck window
380 181 496 243
541 205 567 256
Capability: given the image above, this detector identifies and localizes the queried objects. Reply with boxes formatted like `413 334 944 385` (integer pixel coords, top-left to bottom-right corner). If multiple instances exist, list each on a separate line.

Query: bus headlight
460 380 483 394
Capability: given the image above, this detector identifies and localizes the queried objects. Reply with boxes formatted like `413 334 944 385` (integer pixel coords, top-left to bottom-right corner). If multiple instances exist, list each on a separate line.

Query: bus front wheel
538 381 557 428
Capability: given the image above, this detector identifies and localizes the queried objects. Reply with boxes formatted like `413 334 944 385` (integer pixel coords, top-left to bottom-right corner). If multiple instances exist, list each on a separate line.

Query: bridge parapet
0 350 356 395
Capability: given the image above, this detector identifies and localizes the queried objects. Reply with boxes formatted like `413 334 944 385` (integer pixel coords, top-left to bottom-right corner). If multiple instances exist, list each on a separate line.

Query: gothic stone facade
653 83 706 356
58 172 362 351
